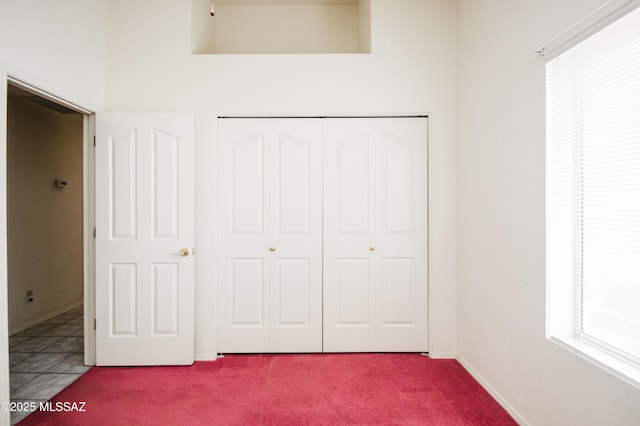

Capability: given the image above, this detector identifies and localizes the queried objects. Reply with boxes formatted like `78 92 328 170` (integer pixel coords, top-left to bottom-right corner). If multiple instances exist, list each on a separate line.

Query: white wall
7 95 84 333
106 0 458 360
457 0 640 424
0 0 107 333
0 3 108 424
0 0 108 109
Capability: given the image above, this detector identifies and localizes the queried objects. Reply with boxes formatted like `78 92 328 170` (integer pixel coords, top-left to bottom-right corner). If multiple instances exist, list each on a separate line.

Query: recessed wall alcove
191 0 371 54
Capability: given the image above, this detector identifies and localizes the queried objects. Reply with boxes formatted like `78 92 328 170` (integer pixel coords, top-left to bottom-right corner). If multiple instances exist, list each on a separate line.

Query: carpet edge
456 355 530 426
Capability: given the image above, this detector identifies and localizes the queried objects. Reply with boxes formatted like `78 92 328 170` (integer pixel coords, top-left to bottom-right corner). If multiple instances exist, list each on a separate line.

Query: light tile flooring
8 306 88 425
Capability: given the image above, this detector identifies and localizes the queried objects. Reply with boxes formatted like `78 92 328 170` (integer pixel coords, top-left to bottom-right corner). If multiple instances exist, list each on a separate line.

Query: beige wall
192 0 369 54
7 94 83 333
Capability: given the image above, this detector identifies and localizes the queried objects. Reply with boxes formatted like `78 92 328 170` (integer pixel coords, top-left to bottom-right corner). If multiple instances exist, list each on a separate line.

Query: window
546 5 640 386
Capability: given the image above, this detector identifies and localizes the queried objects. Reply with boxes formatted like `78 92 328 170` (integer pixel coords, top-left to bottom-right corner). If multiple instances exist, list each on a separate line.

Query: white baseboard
456 355 529 426
428 352 457 359
195 353 218 362
9 300 83 336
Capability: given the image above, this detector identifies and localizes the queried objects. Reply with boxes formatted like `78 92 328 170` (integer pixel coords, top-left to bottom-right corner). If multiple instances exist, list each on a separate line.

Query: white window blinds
547 5 640 385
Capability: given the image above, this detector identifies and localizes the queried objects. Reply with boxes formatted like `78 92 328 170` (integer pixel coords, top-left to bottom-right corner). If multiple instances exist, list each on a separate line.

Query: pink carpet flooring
20 354 516 425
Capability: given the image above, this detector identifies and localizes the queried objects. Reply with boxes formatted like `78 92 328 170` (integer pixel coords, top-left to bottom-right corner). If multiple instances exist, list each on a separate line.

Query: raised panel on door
337 259 371 325
270 257 319 352
269 119 323 352
151 130 179 240
274 259 311 325
218 119 271 353
110 264 137 336
381 134 414 234
380 259 415 325
323 119 377 352
96 113 194 366
337 134 371 235
231 259 266 326
109 130 137 240
152 263 179 336
231 133 267 236
219 257 269 352
274 134 310 236
375 118 428 352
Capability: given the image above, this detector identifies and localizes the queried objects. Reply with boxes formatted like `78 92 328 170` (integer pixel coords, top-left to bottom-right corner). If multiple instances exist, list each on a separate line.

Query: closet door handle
369 246 376 251
269 246 276 252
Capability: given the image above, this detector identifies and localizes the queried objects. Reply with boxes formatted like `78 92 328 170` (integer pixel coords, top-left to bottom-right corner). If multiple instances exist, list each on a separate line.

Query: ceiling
215 0 358 5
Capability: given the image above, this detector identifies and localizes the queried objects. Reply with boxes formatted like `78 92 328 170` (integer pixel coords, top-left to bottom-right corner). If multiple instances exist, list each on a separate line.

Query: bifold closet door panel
374 118 428 352
218 119 271 352
269 119 323 352
218 118 323 353
323 118 429 353
323 119 378 352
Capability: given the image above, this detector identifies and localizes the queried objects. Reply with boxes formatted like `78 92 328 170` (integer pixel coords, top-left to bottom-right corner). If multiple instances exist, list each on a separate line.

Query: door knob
369 246 376 251
179 248 190 257
269 246 276 252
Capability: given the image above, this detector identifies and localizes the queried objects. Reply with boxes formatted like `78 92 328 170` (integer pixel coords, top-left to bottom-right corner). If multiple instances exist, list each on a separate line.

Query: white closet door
269 119 323 351
323 118 428 352
218 118 322 353
218 119 271 352
374 118 428 351
323 119 377 351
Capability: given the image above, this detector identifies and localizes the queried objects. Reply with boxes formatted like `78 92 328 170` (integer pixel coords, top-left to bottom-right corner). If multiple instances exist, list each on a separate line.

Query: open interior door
95 113 194 365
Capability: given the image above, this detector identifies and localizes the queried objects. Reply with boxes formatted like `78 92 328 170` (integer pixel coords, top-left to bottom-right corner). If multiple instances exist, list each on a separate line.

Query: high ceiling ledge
191 0 371 54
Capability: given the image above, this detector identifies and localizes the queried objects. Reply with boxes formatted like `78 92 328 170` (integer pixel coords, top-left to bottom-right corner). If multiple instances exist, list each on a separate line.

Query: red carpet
20 354 516 425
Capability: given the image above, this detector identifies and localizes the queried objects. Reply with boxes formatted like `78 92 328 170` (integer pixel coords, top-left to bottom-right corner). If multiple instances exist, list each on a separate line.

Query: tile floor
8 306 88 425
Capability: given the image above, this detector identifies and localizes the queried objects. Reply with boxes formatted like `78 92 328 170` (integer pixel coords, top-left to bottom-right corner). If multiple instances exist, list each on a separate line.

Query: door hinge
93 227 96 239
93 136 96 147
94 319 97 330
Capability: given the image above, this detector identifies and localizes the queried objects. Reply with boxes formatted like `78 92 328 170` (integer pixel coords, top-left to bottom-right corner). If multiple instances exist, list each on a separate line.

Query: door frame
1 65 9 426
0 73 97 391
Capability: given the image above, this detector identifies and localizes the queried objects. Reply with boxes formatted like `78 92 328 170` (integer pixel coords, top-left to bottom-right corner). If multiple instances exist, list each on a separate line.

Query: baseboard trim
456 355 529 426
195 353 218 362
9 300 83 336
427 352 457 359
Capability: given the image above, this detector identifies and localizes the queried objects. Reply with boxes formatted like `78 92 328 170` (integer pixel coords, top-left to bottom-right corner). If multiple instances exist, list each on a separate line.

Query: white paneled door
323 118 428 352
218 119 323 353
95 114 194 365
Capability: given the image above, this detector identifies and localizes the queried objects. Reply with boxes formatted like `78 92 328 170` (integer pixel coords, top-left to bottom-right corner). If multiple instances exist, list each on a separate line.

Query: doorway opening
5 80 94 424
